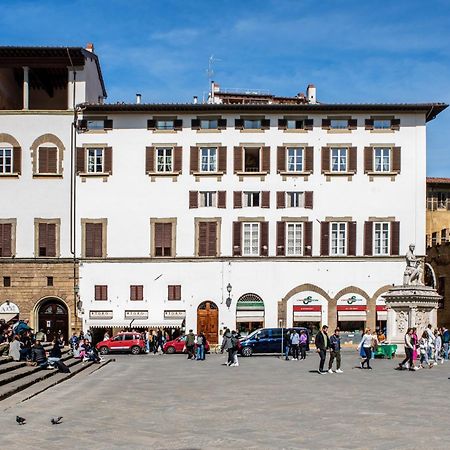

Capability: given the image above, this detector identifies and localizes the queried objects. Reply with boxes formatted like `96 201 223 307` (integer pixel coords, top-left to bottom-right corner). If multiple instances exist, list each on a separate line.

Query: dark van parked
239 327 310 357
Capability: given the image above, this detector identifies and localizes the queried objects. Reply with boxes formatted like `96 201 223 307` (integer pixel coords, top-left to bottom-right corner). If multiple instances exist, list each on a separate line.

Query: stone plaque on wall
164 310 186 319
125 310 149 320
89 310 113 320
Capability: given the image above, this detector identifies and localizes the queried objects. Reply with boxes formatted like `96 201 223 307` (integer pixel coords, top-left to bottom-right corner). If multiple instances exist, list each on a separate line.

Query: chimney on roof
85 43 94 53
306 84 316 104
136 93 141 104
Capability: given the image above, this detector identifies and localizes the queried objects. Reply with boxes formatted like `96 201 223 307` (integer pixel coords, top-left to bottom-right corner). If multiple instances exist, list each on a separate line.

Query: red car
163 336 210 354
96 332 145 355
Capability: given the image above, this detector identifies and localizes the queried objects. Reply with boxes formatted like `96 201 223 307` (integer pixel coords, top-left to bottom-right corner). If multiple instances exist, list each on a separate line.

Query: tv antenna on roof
207 54 221 90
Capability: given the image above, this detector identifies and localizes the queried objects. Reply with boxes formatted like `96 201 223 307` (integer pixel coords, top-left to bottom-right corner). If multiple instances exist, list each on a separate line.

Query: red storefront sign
293 305 322 312
376 305 387 311
336 305 367 312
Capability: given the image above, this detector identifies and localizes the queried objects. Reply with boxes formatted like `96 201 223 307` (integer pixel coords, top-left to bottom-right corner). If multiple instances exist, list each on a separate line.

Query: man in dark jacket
328 328 343 373
221 329 234 366
315 325 330 374
185 330 196 359
31 340 48 368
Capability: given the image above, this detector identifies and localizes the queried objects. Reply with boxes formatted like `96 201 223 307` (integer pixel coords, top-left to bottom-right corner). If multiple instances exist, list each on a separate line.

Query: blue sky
1 0 449 176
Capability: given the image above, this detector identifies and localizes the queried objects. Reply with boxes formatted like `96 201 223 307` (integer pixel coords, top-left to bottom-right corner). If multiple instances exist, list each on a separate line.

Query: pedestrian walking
419 331 433 369
290 329 300 360
398 328 417 371
411 327 418 366
315 325 330 374
434 329 443 365
328 328 343 373
196 331 206 360
230 330 240 366
426 324 435 359
284 329 291 361
221 328 234 366
358 328 376 370
299 330 308 360
144 330 150 353
185 329 196 359
442 327 450 360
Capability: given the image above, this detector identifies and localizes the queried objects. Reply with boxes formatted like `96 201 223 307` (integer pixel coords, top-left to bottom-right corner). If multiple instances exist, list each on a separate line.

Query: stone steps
0 361 27 376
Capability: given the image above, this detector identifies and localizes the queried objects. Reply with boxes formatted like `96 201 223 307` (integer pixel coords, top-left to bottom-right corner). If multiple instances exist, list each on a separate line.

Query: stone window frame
149 218 177 258
81 218 108 258
34 218 61 258
0 133 21 177
0 218 17 257
194 217 222 257
30 133 65 177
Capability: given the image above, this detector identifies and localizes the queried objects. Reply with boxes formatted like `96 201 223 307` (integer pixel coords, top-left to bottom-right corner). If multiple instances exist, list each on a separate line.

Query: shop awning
0 313 18 323
236 310 264 322
376 305 387 321
87 320 183 329
293 305 322 321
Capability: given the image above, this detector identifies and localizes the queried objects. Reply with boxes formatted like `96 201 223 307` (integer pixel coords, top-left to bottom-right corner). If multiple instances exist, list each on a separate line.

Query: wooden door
197 301 218 344
38 299 68 343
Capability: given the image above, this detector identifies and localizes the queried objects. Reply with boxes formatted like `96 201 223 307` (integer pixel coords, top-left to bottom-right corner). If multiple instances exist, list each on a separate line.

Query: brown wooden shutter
234 146 243 173
322 118 331 129
261 191 270 208
191 118 200 130
137 285 144 300
218 146 227 173
304 191 313 209
47 147 57 173
391 118 400 131
93 223 103 257
347 221 357 256
85 223 94 257
305 146 314 172
104 147 112 174
391 221 400 255
321 147 330 173
190 146 199 173
277 146 286 172
364 221 373 256
235 118 244 129
146 146 155 173
102 286 108 300
38 223 47 256
175 285 181 300
76 147 85 174
278 118 287 130
198 222 208 256
262 146 270 173
189 191 198 209
260 221 269 256
304 118 314 130
0 223 12 257
147 119 156 130
168 285 174 300
173 146 182 173
46 223 56 257
348 118 357 130
349 146 357 173
104 119 113 130
320 221 330 256
130 285 136 301
218 118 227 129
277 191 285 209
304 221 312 256
392 147 401 173
174 119 183 130
217 191 226 208
38 147 48 173
276 221 285 256
13 147 21 174
233 191 242 208
261 118 270 130
208 222 218 256
95 285 102 300
233 222 242 256
364 147 373 173
163 223 172 256
365 119 374 130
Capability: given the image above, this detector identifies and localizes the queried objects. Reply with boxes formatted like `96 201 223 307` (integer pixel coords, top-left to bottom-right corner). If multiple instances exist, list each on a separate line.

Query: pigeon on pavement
16 416 26 425
51 416 63 425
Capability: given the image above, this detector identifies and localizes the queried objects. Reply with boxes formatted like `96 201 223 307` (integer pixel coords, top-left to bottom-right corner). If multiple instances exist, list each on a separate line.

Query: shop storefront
337 295 367 332
0 300 19 324
376 297 387 333
291 294 327 335
236 294 264 336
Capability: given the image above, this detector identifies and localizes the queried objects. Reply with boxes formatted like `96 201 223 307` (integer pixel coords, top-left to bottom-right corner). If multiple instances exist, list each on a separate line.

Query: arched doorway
236 293 264 336
197 301 218 344
38 298 69 342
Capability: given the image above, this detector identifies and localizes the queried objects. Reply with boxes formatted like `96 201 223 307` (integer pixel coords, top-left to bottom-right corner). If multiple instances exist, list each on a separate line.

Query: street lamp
226 283 232 309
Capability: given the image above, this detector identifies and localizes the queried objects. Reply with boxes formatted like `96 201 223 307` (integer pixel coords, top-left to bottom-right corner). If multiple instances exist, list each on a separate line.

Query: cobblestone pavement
1 351 450 449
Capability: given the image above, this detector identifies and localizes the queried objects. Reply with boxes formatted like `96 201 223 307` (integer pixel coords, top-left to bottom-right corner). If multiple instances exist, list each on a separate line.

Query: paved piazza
2 351 450 449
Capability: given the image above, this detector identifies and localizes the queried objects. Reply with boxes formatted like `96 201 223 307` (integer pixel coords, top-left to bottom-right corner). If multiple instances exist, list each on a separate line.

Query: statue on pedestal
403 244 424 286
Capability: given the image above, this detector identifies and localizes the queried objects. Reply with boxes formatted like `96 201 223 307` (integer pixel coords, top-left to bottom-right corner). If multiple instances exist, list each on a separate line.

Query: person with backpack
185 329 196 360
196 331 206 361
357 328 377 370
290 329 300 360
221 329 234 366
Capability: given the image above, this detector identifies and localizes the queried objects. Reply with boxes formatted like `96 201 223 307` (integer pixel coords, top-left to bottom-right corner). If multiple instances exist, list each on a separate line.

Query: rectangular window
85 223 103 258
374 147 391 172
287 147 304 172
432 232 438 246
94 285 108 301
244 192 260 207
0 223 12 257
198 221 218 257
156 119 175 130
286 192 305 208
0 148 12 174
130 285 144 301
200 147 217 172
87 148 104 173
38 223 57 257
154 222 173 257
244 147 260 172
330 119 349 129
373 119 392 130
168 285 181 300
243 119 262 129
331 222 347 255
38 147 58 174
286 119 304 130
3 276 11 287
331 147 348 172
200 119 218 129
47 276 54 287
243 222 260 256
86 120 105 130
286 223 303 256
374 222 390 255
199 191 216 207
441 229 447 243
156 147 173 172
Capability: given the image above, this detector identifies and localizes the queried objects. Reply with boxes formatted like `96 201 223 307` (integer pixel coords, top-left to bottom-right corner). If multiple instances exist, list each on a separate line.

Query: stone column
23 66 29 110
